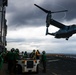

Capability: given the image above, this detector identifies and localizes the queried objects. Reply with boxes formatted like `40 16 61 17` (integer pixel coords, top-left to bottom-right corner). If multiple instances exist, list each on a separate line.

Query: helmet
11 48 15 52
42 51 45 54
15 48 19 53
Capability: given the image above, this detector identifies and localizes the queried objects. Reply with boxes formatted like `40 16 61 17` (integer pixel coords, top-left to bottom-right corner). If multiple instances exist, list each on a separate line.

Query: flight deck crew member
30 50 36 59
7 48 16 74
15 48 20 60
23 51 28 58
36 50 40 59
0 53 3 70
41 51 46 73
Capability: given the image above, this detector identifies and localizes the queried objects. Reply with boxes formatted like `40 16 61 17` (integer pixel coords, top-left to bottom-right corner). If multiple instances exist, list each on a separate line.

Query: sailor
0 53 3 71
23 51 28 58
41 51 46 73
7 48 16 74
30 50 36 59
36 50 40 59
15 48 20 60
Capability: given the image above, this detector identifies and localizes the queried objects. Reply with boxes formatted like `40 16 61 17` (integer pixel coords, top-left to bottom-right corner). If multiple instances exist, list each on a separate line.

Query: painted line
48 59 59 62
52 72 58 75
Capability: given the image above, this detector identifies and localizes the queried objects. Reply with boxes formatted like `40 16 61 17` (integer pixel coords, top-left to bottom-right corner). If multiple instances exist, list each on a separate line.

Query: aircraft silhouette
34 4 76 40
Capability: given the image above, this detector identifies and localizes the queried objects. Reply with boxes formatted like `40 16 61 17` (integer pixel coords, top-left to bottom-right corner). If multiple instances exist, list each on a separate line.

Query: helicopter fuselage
50 25 76 40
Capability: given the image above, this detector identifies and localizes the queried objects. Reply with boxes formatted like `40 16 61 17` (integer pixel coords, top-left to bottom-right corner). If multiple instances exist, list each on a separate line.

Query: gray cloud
6 0 76 54
6 0 76 29
41 0 76 21
7 38 25 43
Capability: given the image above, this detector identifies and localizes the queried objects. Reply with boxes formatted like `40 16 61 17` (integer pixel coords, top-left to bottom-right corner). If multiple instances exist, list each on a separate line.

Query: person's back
7 49 16 73
41 53 46 61
36 50 40 59
15 48 20 60
7 51 15 61
24 51 28 58
15 51 19 60
31 50 36 59
41 51 46 73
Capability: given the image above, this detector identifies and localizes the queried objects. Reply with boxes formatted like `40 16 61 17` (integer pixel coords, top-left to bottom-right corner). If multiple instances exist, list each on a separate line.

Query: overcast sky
6 0 76 54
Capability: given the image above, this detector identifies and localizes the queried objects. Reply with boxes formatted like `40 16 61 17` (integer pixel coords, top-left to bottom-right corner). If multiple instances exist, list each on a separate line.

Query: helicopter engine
46 13 52 27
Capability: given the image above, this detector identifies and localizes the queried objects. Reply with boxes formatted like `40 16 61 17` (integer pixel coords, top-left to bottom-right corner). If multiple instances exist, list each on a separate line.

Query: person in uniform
0 53 3 71
41 51 47 73
7 48 16 74
23 51 28 58
15 48 20 60
36 50 40 59
30 50 36 59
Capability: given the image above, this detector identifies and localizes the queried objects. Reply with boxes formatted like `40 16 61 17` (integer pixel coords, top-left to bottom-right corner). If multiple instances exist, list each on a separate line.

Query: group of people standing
0 48 20 74
30 49 47 73
0 48 47 74
6 48 19 74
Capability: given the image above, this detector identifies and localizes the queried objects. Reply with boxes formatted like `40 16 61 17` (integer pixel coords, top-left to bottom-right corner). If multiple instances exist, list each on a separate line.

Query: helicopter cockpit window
71 25 76 29
67 26 70 30
65 26 69 30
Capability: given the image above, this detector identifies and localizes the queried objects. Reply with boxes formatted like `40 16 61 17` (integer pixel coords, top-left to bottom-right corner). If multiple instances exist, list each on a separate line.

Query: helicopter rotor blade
51 10 68 13
34 4 49 13
34 4 68 14
46 27 48 35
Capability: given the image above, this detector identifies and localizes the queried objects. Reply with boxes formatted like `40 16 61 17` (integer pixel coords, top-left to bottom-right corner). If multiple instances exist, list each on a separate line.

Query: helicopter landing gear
66 37 69 40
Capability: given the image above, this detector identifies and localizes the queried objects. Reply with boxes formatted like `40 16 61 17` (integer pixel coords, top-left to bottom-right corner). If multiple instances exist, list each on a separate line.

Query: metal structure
34 4 76 40
0 0 8 52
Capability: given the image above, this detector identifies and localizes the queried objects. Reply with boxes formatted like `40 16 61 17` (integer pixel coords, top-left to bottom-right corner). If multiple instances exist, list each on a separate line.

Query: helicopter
34 4 76 40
